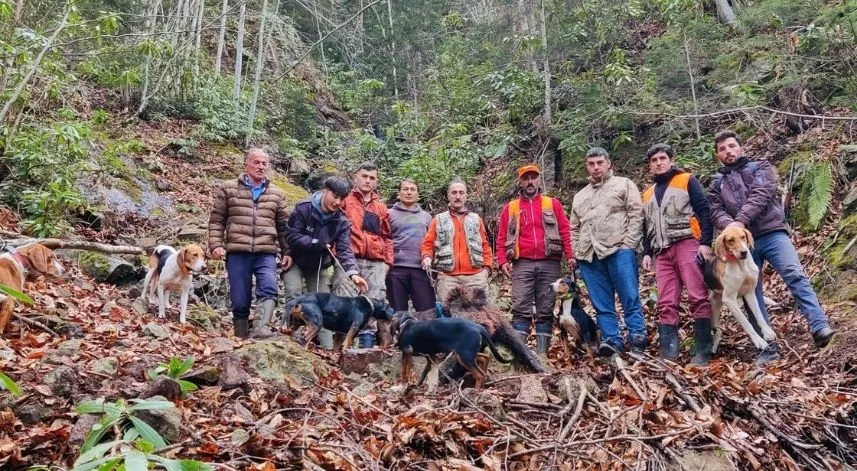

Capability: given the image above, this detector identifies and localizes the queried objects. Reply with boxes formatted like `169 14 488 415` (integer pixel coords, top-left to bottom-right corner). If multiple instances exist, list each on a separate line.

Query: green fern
807 162 834 230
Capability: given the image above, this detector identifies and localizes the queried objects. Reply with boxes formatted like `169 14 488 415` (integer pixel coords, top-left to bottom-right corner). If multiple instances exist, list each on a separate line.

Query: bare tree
214 0 229 73
714 0 738 26
233 1 246 100
539 0 550 127
247 0 270 141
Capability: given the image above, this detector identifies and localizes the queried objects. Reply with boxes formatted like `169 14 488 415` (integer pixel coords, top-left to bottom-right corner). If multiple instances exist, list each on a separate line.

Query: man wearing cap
570 147 647 356
496 164 573 355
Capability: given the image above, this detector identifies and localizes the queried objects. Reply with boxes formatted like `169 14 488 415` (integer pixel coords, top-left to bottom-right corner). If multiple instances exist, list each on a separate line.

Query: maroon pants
386 266 437 312
654 238 711 325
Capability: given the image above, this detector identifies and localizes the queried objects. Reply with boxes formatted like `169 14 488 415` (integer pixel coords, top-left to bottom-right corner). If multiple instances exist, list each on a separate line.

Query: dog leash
325 244 366 295
423 266 446 318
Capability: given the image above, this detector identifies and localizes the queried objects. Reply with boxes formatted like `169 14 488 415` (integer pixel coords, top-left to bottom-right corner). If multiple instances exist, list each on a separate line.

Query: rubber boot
534 322 552 355
690 318 712 366
512 321 530 344
252 299 277 338
233 318 249 339
658 324 679 361
358 332 375 349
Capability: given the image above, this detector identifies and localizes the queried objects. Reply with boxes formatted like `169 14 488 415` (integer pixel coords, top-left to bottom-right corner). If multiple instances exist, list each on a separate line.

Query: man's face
648 151 673 176
519 172 540 197
244 152 270 182
448 183 467 211
715 137 743 165
585 156 611 180
322 190 343 213
398 181 419 205
354 169 379 194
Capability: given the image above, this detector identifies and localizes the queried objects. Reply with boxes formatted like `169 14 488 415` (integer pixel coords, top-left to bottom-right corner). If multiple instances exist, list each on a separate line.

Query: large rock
74 251 144 285
134 395 182 442
235 339 329 384
44 365 80 397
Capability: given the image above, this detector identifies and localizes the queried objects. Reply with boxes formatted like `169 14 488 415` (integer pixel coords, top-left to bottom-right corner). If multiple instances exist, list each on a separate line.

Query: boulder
235 339 329 385
74 251 144 285
134 395 182 442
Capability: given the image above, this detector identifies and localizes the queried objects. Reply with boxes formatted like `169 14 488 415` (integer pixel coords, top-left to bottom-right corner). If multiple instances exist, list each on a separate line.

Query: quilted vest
434 211 484 272
643 172 701 254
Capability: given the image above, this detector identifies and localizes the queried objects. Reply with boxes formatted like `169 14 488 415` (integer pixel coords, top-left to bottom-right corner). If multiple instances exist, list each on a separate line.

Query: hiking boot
812 326 835 348
233 318 249 339
755 342 780 367
690 318 712 366
598 341 620 357
658 324 679 360
252 299 277 338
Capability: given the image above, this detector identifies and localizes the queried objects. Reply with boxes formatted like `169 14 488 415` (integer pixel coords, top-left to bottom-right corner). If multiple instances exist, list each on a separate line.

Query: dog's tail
480 327 512 364
279 297 301 327
494 324 546 373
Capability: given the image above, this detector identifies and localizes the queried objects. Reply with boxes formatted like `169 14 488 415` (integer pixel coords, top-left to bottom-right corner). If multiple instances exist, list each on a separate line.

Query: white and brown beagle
703 227 777 353
141 244 206 323
0 243 64 333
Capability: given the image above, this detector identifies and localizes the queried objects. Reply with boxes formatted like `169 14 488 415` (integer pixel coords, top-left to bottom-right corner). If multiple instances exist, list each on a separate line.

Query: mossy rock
72 251 143 285
235 339 329 385
186 304 223 332
268 171 310 207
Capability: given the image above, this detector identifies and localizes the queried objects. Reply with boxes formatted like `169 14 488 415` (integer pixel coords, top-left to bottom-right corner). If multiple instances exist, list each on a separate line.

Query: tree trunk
233 1 246 100
246 0 269 142
14 0 24 24
214 0 229 73
683 34 701 140
136 0 162 117
714 0 738 26
387 0 398 98
539 0 550 128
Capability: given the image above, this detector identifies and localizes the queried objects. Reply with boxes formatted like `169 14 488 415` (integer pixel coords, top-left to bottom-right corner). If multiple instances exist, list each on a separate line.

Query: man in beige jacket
570 147 647 356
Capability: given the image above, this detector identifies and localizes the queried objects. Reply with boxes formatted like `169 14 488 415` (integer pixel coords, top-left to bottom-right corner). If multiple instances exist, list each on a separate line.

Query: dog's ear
177 249 188 273
714 232 726 261
742 228 754 251
19 244 51 273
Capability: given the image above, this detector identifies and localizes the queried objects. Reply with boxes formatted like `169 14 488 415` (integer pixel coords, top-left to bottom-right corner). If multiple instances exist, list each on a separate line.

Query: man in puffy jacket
282 177 369 308
388 179 435 320
208 148 292 339
570 147 647 356
496 164 573 355
333 163 394 348
708 130 835 366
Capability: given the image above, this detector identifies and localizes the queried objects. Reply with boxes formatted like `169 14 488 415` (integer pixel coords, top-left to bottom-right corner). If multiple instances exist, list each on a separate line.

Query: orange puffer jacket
341 189 393 265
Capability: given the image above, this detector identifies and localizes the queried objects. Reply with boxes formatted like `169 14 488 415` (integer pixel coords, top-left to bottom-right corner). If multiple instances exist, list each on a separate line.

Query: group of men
208 130 836 367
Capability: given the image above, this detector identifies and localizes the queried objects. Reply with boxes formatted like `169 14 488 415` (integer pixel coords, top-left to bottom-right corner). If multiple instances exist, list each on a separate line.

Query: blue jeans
226 252 278 319
579 249 647 350
749 231 830 335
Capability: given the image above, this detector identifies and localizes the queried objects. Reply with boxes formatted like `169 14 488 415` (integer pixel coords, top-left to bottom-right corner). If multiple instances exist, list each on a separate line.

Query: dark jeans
511 259 561 327
386 266 436 312
226 252 278 319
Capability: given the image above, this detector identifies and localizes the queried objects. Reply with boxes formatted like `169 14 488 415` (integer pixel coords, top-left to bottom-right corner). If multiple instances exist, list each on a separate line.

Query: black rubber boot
513 320 530 344
233 318 249 339
658 324 679 360
690 318 712 366
535 322 552 355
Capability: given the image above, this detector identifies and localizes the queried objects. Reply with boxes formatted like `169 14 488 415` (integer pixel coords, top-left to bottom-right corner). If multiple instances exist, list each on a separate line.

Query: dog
140 244 207 323
391 311 511 392
280 293 395 355
703 227 776 353
0 243 64 333
442 287 546 377
551 276 599 357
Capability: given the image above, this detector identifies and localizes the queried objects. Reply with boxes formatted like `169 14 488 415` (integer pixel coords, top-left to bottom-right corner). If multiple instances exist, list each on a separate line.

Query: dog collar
556 292 573 301
720 253 740 262
12 252 30 270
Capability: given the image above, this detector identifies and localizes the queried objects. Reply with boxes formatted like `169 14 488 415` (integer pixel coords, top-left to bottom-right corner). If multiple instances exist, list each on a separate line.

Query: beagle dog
551 276 600 358
141 244 206 323
0 243 64 333
703 227 776 353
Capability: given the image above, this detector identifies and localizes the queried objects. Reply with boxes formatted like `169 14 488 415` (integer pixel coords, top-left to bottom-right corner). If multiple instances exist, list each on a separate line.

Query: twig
559 379 588 441
2 233 145 254
13 313 60 337
664 372 701 413
340 384 394 419
748 405 822 451
613 355 648 402
507 427 696 459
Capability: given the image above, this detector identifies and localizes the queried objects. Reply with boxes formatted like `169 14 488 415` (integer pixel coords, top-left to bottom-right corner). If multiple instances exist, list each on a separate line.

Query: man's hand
642 255 653 271
698 245 713 261
726 221 746 230
211 247 226 260
281 255 293 270
501 263 513 277
568 257 577 270
421 257 432 271
351 275 369 293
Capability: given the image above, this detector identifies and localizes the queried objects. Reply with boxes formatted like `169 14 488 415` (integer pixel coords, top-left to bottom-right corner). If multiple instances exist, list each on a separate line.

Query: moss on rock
268 171 310 206
235 339 329 385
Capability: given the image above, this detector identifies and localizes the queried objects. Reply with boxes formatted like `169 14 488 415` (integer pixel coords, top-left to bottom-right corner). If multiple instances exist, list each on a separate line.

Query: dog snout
739 250 748 259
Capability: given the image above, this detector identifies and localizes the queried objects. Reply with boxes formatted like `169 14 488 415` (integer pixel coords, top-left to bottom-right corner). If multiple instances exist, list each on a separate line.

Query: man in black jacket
282 178 369 341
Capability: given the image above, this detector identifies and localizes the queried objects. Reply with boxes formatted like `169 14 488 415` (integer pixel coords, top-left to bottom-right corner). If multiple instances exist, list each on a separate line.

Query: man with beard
421 180 494 301
496 164 573 354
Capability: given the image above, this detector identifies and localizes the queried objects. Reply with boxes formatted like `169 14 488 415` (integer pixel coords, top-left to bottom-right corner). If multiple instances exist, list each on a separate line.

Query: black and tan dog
443 287 546 374
280 293 394 354
551 276 600 358
392 311 511 392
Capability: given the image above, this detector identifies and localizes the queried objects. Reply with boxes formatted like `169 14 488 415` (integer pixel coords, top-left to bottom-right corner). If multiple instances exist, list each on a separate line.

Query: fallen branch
748 404 822 451
508 427 696 459
13 313 60 337
559 379 588 441
614 355 648 402
664 372 702 413
2 234 145 255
